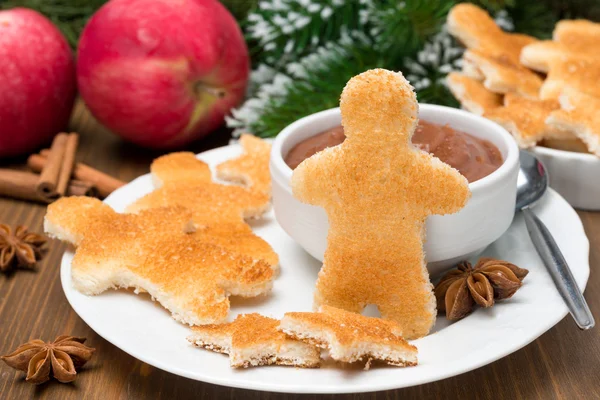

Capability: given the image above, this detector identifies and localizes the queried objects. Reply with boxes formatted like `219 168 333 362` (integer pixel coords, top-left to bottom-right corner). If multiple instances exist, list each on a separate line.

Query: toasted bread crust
547 88 600 156
127 151 278 268
45 197 275 325
216 134 272 197
291 69 470 339
485 93 571 148
188 313 320 368
447 4 540 98
446 72 503 115
280 306 418 368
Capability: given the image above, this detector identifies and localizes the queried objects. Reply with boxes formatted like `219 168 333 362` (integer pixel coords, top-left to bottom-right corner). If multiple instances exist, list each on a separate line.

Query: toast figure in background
216 134 272 197
446 72 503 116
547 88 600 157
520 20 600 74
291 69 471 339
45 197 275 325
127 149 278 268
447 3 541 98
280 306 418 368
188 313 320 368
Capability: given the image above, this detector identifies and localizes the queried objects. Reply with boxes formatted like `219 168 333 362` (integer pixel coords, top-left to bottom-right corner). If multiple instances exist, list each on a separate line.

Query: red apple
77 0 250 149
0 8 76 158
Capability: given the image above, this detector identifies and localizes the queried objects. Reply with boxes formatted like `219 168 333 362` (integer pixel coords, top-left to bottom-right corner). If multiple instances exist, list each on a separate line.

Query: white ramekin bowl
531 146 600 211
270 104 520 276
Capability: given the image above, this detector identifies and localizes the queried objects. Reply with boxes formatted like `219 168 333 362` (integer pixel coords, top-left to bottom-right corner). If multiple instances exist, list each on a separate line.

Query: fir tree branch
245 0 364 70
368 0 456 64
233 39 385 138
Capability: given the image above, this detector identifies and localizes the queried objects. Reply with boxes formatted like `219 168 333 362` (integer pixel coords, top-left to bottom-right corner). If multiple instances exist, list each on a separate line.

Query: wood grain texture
1 101 599 400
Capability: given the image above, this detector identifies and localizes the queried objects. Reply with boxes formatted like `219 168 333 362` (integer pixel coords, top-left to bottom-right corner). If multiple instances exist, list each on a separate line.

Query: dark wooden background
0 101 598 400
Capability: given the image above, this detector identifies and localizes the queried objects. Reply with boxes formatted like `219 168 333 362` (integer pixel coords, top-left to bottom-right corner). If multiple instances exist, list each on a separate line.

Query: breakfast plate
60 143 590 394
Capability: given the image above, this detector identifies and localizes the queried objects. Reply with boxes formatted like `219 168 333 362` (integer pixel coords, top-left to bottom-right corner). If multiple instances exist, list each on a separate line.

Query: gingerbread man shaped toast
291 69 471 339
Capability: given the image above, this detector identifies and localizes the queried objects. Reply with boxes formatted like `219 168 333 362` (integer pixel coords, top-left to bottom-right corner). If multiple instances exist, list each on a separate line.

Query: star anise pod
434 258 529 321
0 224 47 272
1 335 95 384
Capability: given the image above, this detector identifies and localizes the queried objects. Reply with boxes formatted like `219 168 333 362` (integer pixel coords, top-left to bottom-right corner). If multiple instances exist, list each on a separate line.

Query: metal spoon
517 150 594 330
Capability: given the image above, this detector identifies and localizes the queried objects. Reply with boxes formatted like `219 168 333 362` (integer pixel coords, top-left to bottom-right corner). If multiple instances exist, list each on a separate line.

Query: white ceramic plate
60 144 590 394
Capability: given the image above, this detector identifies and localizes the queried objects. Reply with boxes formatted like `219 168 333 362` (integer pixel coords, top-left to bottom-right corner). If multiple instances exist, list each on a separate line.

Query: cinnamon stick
0 169 97 203
31 151 125 198
0 169 56 203
56 133 79 196
37 133 68 199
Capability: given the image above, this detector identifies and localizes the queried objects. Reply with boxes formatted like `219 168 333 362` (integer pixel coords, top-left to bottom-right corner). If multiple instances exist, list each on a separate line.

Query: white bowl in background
531 146 600 211
270 105 520 276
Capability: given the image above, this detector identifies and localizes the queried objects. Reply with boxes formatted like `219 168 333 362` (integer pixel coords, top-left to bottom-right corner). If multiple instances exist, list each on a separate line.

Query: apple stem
194 82 226 99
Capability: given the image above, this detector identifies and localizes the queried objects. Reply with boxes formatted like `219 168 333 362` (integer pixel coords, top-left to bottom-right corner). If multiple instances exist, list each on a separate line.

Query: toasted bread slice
446 72 503 115
280 306 417 369
126 152 278 268
151 151 213 187
520 41 599 74
447 3 536 65
547 88 600 156
461 58 485 80
216 134 272 197
484 93 568 148
463 50 542 98
188 313 320 368
554 20 600 50
45 197 275 325
447 4 541 98
540 58 600 100
292 69 470 340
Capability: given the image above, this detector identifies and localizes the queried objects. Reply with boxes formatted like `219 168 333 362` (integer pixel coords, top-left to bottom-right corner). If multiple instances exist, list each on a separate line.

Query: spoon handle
522 208 595 330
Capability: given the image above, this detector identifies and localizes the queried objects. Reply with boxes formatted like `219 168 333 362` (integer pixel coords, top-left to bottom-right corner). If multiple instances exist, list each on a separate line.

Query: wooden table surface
1 101 599 400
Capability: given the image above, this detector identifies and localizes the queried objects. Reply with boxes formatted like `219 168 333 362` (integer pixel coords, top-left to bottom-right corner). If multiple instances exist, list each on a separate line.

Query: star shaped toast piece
547 88 600 156
188 313 320 368
521 19 600 73
447 4 542 98
45 197 275 325
539 58 600 100
446 72 503 115
216 134 272 197
291 69 471 339
484 93 569 148
462 50 542 98
280 306 418 369
127 152 278 268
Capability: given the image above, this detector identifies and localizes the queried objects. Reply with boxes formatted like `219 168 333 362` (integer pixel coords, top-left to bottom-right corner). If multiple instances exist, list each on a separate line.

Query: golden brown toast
554 20 600 52
547 88 600 156
45 197 275 325
446 72 503 115
463 49 542 98
540 58 600 100
280 306 418 368
188 313 320 368
127 152 278 268
291 69 471 339
447 4 541 98
485 93 570 148
520 41 600 74
216 134 272 197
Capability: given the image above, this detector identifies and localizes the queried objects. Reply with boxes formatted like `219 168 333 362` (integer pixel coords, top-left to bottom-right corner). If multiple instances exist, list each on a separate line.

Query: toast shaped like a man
291 69 471 339
126 139 278 268
45 197 275 325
